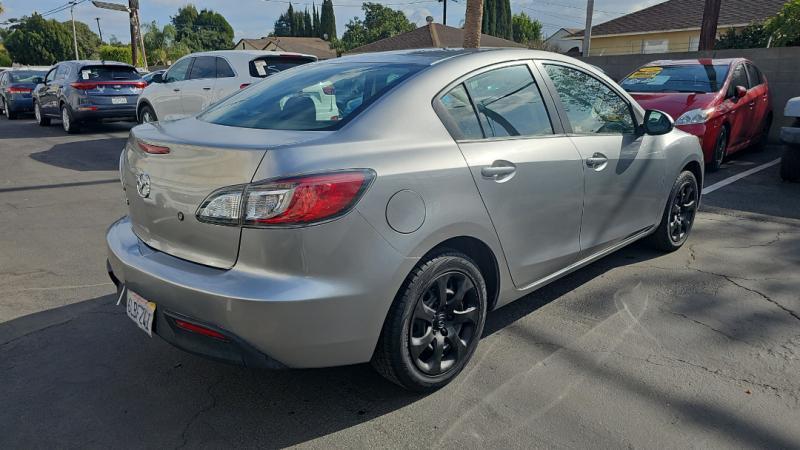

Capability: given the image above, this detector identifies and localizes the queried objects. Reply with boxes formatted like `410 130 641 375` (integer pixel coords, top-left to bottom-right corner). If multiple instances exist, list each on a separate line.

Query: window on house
643 39 669 54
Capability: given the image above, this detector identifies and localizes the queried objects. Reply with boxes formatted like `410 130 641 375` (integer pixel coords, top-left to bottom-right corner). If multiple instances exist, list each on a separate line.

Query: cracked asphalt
1 117 799 449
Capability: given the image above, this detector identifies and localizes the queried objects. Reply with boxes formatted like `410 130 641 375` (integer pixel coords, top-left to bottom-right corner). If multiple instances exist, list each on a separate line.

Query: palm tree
463 0 484 48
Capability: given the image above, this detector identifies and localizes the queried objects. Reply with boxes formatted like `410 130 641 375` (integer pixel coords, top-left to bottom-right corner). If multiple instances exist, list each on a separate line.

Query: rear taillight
137 140 170 154
239 83 251 89
71 81 147 90
173 319 229 341
322 85 335 95
196 170 375 227
8 87 32 94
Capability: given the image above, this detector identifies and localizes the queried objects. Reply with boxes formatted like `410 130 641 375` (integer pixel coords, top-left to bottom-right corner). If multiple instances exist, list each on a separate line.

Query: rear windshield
200 62 422 131
9 70 47 82
78 65 140 81
249 56 316 78
621 64 731 93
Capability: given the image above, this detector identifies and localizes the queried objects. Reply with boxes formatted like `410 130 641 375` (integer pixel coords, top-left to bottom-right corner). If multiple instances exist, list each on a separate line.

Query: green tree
99 44 133 64
482 0 511 40
304 9 313 37
313 4 321 37
715 23 768 49
171 4 233 51
764 0 800 47
67 20 102 59
3 13 73 64
320 0 336 40
337 2 415 51
511 12 542 45
143 21 184 65
0 47 11 66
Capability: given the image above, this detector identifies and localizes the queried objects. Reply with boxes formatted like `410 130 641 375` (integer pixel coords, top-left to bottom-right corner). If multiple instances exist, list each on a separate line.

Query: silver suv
108 49 703 391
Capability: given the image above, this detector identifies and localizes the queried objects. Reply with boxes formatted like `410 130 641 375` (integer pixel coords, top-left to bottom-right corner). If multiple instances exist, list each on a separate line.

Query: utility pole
582 0 594 57
699 0 721 51
129 0 138 67
70 1 79 59
95 17 103 42
440 0 447 26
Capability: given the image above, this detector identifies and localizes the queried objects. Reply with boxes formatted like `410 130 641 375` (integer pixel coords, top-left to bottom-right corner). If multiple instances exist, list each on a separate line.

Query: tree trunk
463 0 484 48
699 0 721 51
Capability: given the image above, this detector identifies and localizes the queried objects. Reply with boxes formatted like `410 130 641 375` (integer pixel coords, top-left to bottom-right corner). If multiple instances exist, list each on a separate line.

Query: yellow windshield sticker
629 66 663 79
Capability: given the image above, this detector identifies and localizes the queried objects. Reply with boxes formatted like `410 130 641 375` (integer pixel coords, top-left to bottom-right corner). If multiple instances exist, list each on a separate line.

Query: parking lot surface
2 117 799 448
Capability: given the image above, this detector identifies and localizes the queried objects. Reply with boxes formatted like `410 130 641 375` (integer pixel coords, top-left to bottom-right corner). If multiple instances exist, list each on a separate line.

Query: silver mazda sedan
107 49 703 391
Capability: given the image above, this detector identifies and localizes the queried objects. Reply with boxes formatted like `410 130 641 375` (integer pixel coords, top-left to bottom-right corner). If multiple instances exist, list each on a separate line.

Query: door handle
586 153 608 169
481 161 516 181
173 88 181 92
202 87 211 91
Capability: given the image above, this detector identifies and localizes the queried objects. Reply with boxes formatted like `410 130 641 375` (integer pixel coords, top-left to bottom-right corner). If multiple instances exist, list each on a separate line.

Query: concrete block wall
579 47 800 141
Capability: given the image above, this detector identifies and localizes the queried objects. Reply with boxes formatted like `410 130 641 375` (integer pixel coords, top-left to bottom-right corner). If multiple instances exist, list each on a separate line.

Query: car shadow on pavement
0 242 669 448
30 137 126 171
0 119 134 140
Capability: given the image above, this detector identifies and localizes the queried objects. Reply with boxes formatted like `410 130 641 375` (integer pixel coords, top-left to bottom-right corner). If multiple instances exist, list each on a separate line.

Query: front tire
372 251 487 392
647 170 699 252
61 104 80 134
139 104 157 124
34 101 50 126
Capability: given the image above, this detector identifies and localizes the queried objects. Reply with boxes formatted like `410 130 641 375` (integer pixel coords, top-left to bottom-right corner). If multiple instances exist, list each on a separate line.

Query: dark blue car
0 69 48 119
32 60 145 133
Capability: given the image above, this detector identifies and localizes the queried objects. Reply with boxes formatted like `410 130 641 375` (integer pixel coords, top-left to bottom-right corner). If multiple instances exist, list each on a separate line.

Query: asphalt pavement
1 116 799 449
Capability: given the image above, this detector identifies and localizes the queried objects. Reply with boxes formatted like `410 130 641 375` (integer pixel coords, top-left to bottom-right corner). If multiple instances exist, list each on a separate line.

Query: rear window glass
621 64 730 93
200 62 421 131
249 56 316 78
8 71 47 82
437 84 484 140
78 65 140 81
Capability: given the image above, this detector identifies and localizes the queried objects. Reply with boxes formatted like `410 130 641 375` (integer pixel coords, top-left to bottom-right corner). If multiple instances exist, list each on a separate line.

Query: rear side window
78 65 139 81
544 64 635 135
189 56 217 79
465 65 553 138
216 57 235 78
249 56 316 78
200 62 420 131
437 84 484 140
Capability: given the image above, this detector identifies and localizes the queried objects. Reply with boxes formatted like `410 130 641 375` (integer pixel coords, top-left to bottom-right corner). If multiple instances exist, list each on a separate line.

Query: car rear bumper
6 97 34 112
106 215 416 369
72 105 137 121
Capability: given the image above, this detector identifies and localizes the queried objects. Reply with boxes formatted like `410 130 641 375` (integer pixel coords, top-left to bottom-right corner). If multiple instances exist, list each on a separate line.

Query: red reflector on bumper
174 319 229 341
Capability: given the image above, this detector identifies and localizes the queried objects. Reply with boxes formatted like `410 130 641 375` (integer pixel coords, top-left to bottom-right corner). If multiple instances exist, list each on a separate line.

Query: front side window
728 64 750 96
200 62 420 131
545 64 635 135
45 68 56 83
165 58 192 83
745 63 761 86
189 56 217 79
437 84 483 140
55 65 69 81
464 65 553 138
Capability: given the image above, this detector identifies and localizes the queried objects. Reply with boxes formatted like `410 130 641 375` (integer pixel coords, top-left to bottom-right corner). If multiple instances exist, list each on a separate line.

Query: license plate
112 97 127 104
126 290 156 337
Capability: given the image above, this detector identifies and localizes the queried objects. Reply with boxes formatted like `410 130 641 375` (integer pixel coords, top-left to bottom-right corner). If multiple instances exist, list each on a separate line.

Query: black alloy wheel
709 127 728 171
409 270 480 376
668 178 698 244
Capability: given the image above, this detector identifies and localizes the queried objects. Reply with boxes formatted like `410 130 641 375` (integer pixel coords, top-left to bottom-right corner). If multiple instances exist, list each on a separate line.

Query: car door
181 56 218 116
37 65 60 115
723 63 754 149
540 62 665 256
745 62 769 140
437 62 584 288
154 56 192 120
212 56 239 103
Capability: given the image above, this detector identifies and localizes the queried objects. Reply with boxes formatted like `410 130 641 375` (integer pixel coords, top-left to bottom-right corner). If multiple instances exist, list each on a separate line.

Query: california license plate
112 97 127 104
126 290 156 337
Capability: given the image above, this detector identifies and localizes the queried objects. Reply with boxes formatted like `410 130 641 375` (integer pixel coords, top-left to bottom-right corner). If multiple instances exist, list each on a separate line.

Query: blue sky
0 0 663 44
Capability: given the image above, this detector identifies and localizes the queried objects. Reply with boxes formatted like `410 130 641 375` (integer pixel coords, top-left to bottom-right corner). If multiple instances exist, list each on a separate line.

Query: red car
621 58 772 170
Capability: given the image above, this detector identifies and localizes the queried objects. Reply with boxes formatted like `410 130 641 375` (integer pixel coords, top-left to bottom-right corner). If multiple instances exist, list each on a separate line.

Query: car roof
325 47 580 66
187 50 317 61
59 60 135 67
644 58 747 67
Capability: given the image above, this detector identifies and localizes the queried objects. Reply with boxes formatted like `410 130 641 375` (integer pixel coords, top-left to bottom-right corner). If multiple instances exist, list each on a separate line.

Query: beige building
573 0 786 56
233 37 336 60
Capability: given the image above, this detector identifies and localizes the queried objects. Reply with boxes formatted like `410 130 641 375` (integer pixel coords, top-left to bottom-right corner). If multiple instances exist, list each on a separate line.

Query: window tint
438 84 483 140
745 63 761 86
544 64 635 135
200 62 420 131
249 56 316 78
165 58 192 82
216 57 235 78
464 65 552 138
78 65 139 81
730 64 749 93
189 56 217 79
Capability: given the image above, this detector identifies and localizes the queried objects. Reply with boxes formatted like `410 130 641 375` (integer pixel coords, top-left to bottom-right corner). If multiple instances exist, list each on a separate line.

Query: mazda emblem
136 172 151 199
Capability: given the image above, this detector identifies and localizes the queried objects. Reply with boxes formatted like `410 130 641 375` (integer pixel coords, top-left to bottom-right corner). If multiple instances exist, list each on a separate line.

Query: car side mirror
643 109 674 136
735 85 747 99
152 73 164 83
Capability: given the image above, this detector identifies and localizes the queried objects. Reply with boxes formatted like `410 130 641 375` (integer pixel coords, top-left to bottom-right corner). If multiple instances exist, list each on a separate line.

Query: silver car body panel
109 48 703 368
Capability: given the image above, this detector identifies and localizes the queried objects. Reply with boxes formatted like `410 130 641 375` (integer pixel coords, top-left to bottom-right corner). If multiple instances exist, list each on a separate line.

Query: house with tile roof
344 21 525 54
233 37 337 60
572 0 787 56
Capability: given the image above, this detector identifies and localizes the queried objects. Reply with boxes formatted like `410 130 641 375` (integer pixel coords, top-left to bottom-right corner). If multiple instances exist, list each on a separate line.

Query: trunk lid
123 117 331 268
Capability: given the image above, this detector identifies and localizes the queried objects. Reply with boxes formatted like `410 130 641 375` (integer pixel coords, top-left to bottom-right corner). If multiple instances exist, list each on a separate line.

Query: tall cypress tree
312 4 321 37
304 9 313 37
320 0 336 40
287 3 295 36
482 0 495 36
482 0 512 40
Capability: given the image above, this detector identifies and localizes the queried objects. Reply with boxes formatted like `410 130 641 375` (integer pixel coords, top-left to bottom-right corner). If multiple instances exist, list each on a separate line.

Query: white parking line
702 158 781 195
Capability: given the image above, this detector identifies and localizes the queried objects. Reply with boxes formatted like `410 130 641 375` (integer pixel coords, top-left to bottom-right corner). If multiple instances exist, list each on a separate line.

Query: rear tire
372 251 487 392
61 104 80 134
34 101 50 126
4 98 18 120
707 127 728 172
647 170 699 252
138 104 157 124
780 145 800 182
